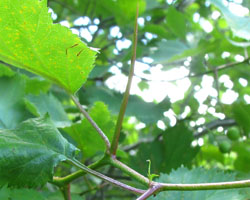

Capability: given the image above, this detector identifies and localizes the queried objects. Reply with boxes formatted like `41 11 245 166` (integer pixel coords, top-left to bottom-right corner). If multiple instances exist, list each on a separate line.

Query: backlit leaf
0 0 96 94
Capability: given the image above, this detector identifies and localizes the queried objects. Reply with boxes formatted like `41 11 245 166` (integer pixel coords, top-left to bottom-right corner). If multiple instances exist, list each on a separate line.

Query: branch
52 156 107 186
194 118 236 138
110 2 139 156
134 58 250 83
107 157 150 187
60 184 71 200
71 95 111 152
69 158 145 195
137 180 250 199
122 118 236 152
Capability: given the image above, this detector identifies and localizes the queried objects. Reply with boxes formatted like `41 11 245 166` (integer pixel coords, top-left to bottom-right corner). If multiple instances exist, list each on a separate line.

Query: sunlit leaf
0 0 96 94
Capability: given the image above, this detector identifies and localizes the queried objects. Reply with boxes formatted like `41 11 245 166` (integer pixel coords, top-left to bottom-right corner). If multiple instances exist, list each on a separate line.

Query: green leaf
64 102 115 158
0 115 78 187
166 7 187 39
24 77 51 95
189 54 207 74
9 188 44 200
115 0 146 25
150 167 246 200
232 103 250 134
79 86 171 124
0 63 15 77
210 0 250 40
0 75 32 129
232 140 250 173
25 93 71 128
151 40 189 65
130 123 199 175
143 24 171 39
0 186 10 200
0 0 96 94
161 123 200 171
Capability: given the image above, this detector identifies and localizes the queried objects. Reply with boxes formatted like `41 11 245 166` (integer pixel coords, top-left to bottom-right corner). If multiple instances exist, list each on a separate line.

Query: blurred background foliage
0 0 250 199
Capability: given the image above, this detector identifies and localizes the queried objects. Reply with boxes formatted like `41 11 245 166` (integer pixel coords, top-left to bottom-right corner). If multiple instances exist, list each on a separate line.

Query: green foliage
130 123 199 174
151 40 189 65
232 140 250 173
79 86 171 124
210 0 250 40
166 7 187 39
0 115 78 187
0 75 32 129
64 102 115 158
0 0 96 94
232 103 250 135
150 167 246 200
0 64 15 77
0 0 249 199
25 93 71 128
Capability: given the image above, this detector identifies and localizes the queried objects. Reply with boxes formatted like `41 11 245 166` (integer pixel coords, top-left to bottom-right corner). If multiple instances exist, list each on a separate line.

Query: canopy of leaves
0 0 249 199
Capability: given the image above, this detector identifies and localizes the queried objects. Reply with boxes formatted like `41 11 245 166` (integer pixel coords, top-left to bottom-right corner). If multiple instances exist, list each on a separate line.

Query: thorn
66 43 79 55
77 49 84 56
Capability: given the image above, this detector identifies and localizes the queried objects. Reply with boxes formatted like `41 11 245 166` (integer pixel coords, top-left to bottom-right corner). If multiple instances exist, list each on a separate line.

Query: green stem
107 156 149 187
137 180 250 200
60 184 71 200
110 2 139 156
69 158 145 195
52 156 107 187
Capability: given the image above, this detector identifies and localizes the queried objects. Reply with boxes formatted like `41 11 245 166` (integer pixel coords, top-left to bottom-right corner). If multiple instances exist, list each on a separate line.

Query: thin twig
110 2 139 156
69 158 145 195
71 95 111 152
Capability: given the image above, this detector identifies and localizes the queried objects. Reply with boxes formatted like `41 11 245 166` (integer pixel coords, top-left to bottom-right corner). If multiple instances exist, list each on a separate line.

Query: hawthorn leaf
210 0 250 40
8 188 44 200
25 93 71 128
0 115 78 188
149 167 246 200
24 77 51 95
79 86 171 124
151 40 189 65
166 7 187 39
0 63 15 77
0 0 96 94
130 123 199 175
64 102 115 158
232 103 250 134
0 75 32 129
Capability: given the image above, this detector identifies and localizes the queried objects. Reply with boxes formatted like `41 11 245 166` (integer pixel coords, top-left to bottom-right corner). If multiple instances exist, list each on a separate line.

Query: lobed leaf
0 0 97 94
0 115 78 187
0 75 32 129
25 93 71 128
